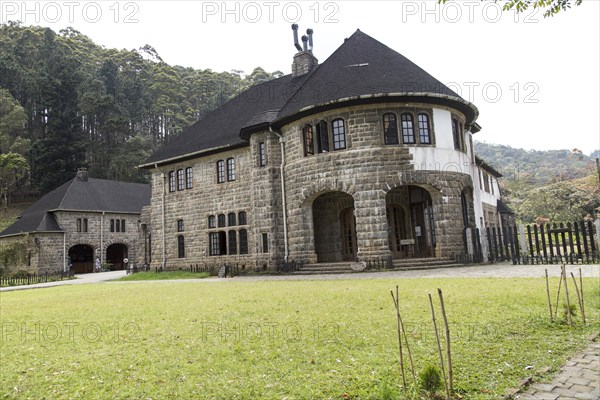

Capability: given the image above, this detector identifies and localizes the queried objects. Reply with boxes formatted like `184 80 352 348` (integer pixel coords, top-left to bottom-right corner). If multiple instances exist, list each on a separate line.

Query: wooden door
340 208 357 261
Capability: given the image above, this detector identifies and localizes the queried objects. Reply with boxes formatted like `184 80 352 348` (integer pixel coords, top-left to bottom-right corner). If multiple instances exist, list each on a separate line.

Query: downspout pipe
155 163 167 270
269 126 289 262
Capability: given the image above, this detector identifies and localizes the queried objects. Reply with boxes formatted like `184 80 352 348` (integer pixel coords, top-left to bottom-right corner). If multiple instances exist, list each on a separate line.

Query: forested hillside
0 22 281 204
475 142 600 223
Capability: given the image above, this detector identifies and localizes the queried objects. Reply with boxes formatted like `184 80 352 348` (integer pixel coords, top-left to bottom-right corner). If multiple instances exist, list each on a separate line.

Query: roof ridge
274 65 321 123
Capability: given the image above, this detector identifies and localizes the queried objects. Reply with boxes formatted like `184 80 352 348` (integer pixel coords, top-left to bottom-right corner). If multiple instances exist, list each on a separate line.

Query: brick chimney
291 25 318 78
76 168 89 182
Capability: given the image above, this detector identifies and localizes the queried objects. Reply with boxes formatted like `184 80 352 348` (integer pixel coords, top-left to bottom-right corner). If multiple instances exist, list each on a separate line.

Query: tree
440 0 583 17
0 152 29 207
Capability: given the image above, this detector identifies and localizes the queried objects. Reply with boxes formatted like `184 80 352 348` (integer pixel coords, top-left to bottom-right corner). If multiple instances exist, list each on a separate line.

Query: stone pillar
433 188 464 258
354 190 391 261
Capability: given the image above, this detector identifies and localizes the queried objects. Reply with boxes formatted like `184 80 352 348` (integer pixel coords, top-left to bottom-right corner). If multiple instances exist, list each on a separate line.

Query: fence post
592 219 599 257
465 228 473 260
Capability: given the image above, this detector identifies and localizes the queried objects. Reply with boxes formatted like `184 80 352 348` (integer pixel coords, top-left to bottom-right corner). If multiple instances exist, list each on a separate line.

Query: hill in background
475 141 599 223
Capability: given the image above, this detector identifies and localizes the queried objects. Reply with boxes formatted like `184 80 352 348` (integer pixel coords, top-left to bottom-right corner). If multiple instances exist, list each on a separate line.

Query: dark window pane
239 229 248 254
262 233 269 253
177 219 184 232
303 124 314 156
238 211 247 225
218 214 226 228
208 215 216 229
177 235 185 258
383 113 399 145
228 213 236 226
228 231 237 255
316 120 329 153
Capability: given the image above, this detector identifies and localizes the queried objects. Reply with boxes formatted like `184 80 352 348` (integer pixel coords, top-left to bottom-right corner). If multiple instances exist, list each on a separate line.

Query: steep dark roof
0 176 150 237
142 29 478 167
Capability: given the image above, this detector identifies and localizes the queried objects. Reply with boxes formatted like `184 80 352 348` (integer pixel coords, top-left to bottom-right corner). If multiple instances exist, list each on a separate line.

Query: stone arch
311 191 356 262
68 243 95 274
299 178 356 206
105 242 129 270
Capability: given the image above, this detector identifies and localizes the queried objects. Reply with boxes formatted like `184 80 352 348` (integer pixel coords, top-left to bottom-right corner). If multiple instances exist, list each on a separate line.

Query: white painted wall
410 108 501 231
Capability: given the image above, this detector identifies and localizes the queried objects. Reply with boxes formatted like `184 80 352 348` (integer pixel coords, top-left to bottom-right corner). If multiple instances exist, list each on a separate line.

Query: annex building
139 28 503 271
0 170 150 273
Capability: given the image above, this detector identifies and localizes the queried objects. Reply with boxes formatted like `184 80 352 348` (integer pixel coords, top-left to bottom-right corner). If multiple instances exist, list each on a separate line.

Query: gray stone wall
144 101 488 269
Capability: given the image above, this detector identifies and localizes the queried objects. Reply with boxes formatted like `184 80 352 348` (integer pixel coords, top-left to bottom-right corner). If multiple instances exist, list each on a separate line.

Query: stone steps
292 257 463 275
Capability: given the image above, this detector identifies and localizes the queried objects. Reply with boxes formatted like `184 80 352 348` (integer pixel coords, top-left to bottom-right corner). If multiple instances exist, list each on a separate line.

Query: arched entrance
312 192 356 262
386 186 436 258
106 243 128 270
69 245 94 274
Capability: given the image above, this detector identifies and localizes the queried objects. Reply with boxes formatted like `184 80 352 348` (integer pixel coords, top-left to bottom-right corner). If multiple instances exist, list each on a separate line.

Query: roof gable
143 29 477 167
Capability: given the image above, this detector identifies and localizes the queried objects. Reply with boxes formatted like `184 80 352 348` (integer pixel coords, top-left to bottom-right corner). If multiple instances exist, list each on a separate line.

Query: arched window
316 120 329 153
168 171 176 192
177 219 184 232
177 169 184 191
216 160 225 183
208 215 216 229
400 113 415 144
226 158 236 181
383 113 399 145
452 118 462 151
177 235 185 258
217 214 226 228
238 211 247 225
185 167 193 189
332 119 346 150
417 113 431 144
303 124 314 156
228 212 236 226
228 231 237 255
239 229 248 254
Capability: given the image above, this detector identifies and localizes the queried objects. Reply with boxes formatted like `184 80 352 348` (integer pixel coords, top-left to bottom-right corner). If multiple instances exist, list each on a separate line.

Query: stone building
139 28 504 271
0 170 150 274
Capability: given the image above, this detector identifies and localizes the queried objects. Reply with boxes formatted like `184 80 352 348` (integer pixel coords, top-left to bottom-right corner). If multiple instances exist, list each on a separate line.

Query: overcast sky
2 0 599 154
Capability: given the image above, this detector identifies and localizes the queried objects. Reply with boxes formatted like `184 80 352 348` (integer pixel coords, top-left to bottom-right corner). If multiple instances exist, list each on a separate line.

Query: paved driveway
1 263 598 292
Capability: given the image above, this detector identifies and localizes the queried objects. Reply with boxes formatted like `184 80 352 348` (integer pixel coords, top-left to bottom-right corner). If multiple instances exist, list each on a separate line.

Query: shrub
419 365 443 397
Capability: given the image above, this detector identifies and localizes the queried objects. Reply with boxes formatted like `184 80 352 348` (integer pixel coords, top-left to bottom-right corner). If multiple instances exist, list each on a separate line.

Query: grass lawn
0 277 598 399
115 271 211 281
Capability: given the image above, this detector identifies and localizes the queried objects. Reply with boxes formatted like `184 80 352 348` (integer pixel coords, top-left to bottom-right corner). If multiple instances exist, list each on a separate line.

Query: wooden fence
460 220 600 265
0 271 74 287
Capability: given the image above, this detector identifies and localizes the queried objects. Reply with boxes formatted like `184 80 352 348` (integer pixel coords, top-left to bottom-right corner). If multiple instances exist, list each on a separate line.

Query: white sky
2 0 599 154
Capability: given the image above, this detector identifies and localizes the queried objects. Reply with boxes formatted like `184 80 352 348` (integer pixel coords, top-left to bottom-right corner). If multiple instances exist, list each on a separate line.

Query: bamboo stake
570 272 585 324
579 268 586 324
396 286 416 384
545 269 553 322
390 288 407 396
437 288 453 393
561 264 573 326
554 268 564 320
429 293 450 400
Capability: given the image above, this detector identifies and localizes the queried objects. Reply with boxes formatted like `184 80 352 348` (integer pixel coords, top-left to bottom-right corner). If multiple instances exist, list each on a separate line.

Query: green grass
114 271 211 281
0 277 598 399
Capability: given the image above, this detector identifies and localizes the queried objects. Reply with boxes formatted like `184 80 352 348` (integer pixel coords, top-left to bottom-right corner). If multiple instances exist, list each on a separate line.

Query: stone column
354 190 392 261
433 188 464 258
